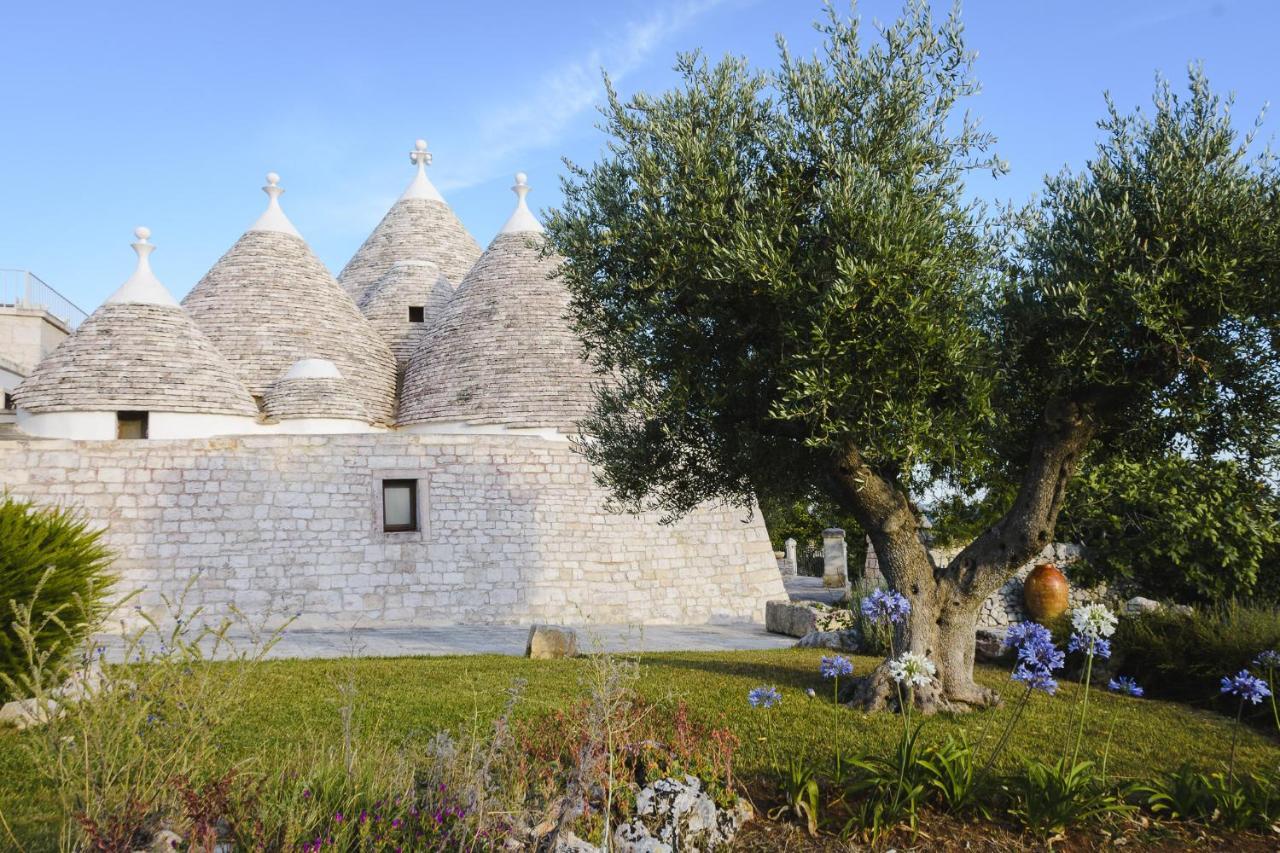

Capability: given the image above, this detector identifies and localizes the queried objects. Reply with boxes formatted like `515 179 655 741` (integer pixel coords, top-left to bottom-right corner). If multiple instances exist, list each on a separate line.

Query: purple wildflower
860 588 911 626
1254 649 1280 670
1221 670 1272 704
1068 633 1112 660
1108 676 1144 697
1012 663 1059 695
747 685 782 708
819 655 854 679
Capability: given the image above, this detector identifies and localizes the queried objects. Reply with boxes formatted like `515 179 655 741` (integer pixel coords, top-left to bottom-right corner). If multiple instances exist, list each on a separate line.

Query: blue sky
2 0 1278 310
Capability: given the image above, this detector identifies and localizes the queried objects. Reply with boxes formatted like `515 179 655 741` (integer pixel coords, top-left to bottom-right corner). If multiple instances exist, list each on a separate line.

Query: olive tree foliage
544 1 1280 711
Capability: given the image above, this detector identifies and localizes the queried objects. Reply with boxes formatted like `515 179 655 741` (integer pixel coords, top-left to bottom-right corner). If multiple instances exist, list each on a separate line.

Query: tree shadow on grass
632 652 842 694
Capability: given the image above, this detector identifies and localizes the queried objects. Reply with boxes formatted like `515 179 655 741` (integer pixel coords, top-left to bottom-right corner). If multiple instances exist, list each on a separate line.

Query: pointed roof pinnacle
498 172 544 235
249 172 303 237
399 138 446 203
105 226 180 307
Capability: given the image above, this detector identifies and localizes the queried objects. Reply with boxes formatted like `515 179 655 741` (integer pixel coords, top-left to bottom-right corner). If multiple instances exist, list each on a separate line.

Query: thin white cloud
438 0 732 191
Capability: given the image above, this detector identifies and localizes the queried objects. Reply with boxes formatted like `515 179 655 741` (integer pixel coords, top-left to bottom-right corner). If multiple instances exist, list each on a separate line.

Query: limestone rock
975 627 1010 663
0 697 60 730
795 629 860 651
764 600 819 638
553 830 601 852
1125 596 1162 616
614 776 751 852
526 625 578 659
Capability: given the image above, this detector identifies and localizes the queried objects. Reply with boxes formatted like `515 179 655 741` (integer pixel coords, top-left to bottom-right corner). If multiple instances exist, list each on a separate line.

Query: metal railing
0 269 88 329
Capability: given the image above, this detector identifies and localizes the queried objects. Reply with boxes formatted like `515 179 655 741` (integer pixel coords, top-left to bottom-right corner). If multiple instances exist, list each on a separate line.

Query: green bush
0 494 114 701
1113 602 1280 721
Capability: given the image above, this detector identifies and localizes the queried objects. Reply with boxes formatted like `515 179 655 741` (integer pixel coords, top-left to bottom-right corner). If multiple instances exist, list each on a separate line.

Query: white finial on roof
399 138 446 203
498 171 544 234
249 171 303 237
105 226 180 306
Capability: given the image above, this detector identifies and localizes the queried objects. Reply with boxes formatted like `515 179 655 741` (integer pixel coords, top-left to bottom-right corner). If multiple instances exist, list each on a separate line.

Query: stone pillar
781 538 798 576
822 528 848 589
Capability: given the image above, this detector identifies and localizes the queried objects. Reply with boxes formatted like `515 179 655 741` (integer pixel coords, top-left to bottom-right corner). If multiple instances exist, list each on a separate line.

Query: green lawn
1 648 1275 847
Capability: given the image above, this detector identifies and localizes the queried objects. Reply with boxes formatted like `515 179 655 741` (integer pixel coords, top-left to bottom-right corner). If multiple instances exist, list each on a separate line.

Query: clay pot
1023 563 1069 622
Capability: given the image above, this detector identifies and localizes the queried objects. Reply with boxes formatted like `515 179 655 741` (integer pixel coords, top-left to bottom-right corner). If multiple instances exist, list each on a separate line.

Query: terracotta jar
1023 563 1070 622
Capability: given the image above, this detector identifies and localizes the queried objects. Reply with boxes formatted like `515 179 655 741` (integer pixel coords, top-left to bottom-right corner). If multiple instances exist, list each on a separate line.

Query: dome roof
14 229 257 416
398 174 597 432
263 358 368 421
357 259 453 368
181 174 399 425
337 140 483 302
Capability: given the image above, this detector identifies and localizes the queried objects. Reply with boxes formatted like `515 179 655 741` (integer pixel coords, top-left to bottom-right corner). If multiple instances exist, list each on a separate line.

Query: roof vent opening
116 411 148 440
408 305 425 323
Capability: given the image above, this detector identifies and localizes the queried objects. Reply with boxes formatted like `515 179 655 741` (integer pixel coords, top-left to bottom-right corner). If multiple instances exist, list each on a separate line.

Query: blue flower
748 685 781 708
1067 633 1112 660
1107 676 1144 697
1254 649 1280 670
1221 670 1272 704
1012 664 1059 695
860 588 911 626
819 655 854 679
1003 621 1051 652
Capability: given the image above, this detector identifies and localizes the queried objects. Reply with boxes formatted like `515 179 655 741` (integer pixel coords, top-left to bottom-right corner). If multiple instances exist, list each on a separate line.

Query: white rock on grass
526 624 579 659
0 697 61 731
614 776 752 852
795 629 860 651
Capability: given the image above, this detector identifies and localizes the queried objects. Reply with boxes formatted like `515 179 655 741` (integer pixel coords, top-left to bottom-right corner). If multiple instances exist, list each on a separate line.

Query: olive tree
544 2 1280 711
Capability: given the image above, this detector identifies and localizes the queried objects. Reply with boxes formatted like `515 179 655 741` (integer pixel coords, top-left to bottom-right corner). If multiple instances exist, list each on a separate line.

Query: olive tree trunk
834 400 1096 714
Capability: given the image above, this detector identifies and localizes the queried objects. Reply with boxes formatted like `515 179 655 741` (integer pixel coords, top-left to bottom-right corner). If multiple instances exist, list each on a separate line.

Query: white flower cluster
888 652 937 687
1071 603 1118 640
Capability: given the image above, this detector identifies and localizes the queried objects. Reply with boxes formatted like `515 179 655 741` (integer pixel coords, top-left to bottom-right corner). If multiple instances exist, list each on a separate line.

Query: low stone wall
0 433 786 629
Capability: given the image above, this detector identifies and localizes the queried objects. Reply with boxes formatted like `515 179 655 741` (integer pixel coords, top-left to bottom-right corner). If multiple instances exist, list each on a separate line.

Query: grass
1 647 1275 847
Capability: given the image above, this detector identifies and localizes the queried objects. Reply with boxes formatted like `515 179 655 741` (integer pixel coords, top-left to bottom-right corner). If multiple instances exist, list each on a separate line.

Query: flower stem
976 685 1032 789
1267 668 1279 735
1070 650 1095 768
1228 699 1244 785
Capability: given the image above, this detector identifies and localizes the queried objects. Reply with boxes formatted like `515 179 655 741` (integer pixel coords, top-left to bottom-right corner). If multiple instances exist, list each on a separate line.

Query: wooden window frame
381 478 419 533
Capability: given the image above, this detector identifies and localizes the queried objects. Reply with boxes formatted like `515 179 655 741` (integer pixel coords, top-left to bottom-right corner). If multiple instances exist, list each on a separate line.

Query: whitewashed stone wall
0 433 786 628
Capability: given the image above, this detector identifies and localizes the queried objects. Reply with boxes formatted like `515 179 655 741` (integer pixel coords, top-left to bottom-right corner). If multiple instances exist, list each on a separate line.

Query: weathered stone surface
0 697 59 730
13 303 257 416
263 374 368 422
183 230 398 425
552 831 600 853
613 776 751 852
796 629 860 651
357 260 454 369
399 233 598 432
765 600 819 638
526 625 578 659
0 433 786 629
975 626 1011 663
338 197 483 302
1125 596 1162 616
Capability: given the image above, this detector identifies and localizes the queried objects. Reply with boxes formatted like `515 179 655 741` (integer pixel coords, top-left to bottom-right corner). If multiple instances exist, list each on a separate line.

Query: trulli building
0 143 785 629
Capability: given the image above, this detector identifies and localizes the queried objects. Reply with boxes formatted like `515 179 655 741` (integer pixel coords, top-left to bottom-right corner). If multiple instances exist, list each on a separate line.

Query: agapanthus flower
1012 663 1059 695
1221 670 1272 705
1003 621 1052 653
820 655 854 679
1254 649 1280 670
887 652 936 688
747 685 782 708
1067 633 1112 660
1015 633 1065 674
1108 676 1144 697
1071 603 1118 641
860 588 911 626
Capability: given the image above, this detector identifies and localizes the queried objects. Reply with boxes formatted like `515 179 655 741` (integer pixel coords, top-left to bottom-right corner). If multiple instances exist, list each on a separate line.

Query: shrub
0 494 114 701
1113 602 1280 721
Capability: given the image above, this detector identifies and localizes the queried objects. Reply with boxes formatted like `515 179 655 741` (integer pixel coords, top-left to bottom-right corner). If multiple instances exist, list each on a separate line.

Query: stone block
526 624 578 659
764 599 819 638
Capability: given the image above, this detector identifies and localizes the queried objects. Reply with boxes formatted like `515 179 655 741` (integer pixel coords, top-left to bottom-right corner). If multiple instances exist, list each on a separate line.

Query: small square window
382 479 418 532
408 305 425 323
2 392 13 411
117 411 148 440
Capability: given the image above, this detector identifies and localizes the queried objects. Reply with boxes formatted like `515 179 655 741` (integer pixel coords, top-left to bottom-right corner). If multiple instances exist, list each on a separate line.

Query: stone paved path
100 622 795 661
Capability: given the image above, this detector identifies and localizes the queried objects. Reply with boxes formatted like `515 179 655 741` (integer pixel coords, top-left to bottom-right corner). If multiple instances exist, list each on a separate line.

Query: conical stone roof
399 174 597 432
357 260 454 369
14 228 257 416
182 174 399 425
338 140 483 302
264 358 368 422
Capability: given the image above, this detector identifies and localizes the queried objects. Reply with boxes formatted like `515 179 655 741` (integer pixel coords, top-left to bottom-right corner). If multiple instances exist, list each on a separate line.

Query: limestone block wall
0 433 786 629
